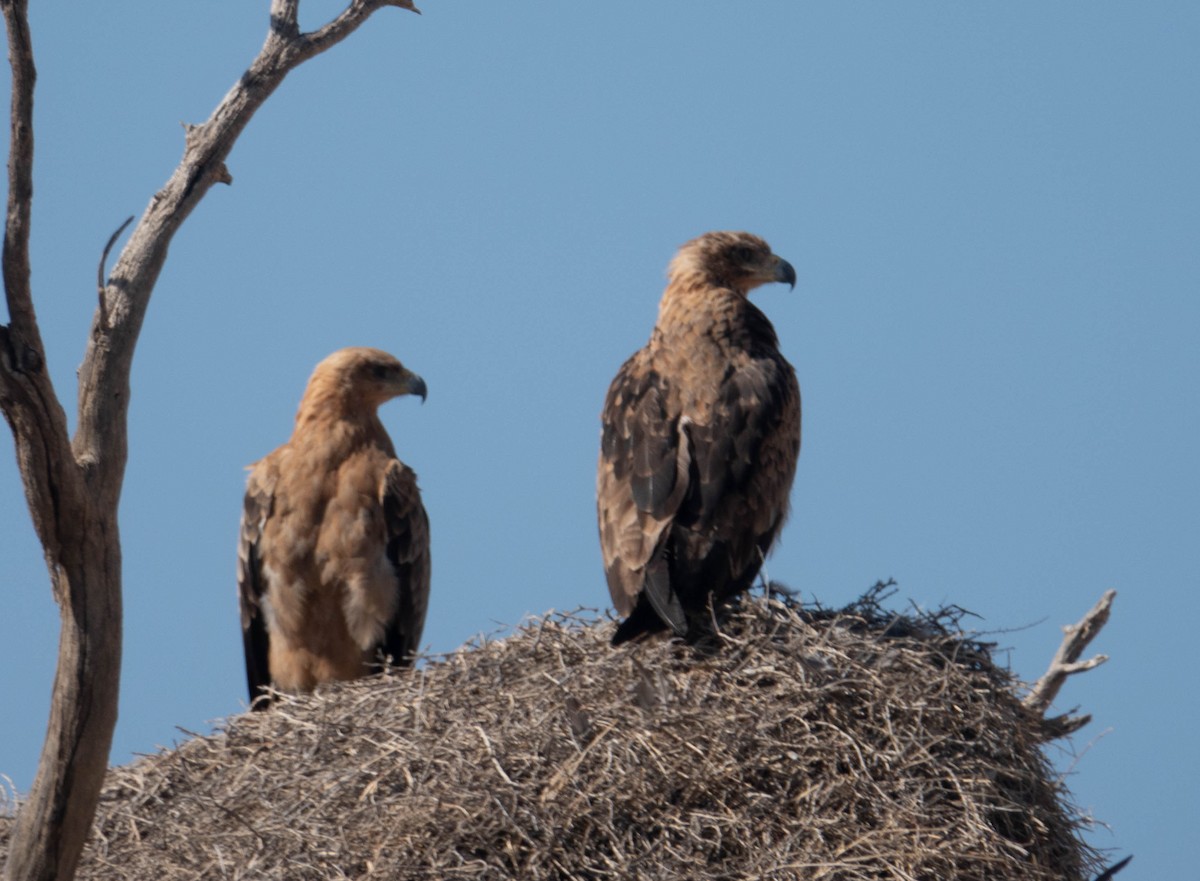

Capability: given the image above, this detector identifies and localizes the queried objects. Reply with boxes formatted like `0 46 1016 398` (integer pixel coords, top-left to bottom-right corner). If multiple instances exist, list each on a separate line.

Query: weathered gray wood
0 2 418 879
1024 589 1116 719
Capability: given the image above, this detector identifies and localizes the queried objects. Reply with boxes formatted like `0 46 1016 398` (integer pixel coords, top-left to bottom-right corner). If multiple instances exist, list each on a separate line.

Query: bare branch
0 0 76 569
1092 855 1132 881
269 0 301 40
1038 711 1092 740
95 216 134 329
1024 589 1116 717
74 0 417 496
291 0 420 65
2 0 35 334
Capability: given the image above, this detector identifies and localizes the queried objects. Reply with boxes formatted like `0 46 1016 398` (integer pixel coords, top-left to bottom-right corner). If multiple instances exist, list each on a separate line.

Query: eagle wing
237 458 277 707
682 358 800 544
378 459 431 668
597 352 692 632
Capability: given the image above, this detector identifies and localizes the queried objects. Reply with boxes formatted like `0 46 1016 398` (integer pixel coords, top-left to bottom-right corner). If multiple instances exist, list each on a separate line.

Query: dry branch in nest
1024 589 1116 739
1 591 1110 880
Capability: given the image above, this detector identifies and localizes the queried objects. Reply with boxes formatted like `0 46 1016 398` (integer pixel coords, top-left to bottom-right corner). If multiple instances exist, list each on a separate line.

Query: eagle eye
371 364 391 380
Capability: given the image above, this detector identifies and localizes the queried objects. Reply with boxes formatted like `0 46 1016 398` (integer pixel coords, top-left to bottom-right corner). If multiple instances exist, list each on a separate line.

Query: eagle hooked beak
774 257 797 290
403 371 428 404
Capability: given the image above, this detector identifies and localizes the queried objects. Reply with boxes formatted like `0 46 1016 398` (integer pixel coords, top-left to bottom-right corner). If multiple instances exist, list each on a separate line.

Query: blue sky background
2 2 1196 876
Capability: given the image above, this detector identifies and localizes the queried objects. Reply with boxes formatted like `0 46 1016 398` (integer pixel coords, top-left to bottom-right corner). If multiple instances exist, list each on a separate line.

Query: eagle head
669 231 796 295
307 347 427 411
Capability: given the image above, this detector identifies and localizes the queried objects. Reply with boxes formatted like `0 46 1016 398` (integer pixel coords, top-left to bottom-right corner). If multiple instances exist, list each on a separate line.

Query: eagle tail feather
611 599 668 645
643 554 688 637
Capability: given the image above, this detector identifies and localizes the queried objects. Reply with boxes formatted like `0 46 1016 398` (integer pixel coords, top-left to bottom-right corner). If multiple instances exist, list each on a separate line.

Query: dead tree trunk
0 2 419 879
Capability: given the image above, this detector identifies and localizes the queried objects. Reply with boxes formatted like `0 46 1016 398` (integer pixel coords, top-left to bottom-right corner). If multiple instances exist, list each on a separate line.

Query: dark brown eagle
237 347 431 708
597 231 801 646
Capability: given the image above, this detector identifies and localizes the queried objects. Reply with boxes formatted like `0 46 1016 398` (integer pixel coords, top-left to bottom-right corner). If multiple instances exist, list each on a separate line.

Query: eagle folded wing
379 459 431 668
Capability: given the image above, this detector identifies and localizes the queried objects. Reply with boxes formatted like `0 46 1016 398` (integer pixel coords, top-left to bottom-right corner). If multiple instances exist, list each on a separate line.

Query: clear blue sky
2 2 1196 876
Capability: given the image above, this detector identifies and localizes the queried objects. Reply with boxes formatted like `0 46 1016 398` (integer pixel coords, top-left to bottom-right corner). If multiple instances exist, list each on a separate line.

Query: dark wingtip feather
612 600 669 645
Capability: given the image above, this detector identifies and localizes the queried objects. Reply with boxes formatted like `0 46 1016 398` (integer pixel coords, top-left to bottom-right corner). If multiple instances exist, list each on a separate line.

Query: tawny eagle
597 231 800 646
238 347 430 707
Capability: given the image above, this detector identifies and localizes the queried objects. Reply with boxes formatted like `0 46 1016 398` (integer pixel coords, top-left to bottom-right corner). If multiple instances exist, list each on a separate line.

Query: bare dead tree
0 2 419 879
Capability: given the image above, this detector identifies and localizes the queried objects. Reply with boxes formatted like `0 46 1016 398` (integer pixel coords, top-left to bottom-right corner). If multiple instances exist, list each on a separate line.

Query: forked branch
1024 589 1116 722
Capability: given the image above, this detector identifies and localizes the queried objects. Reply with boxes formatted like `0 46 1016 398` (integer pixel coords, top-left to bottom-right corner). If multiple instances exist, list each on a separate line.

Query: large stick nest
2 588 1104 879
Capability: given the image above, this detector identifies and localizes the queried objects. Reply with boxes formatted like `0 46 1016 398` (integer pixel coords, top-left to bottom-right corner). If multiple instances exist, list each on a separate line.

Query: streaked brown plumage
238 347 430 708
597 231 801 646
